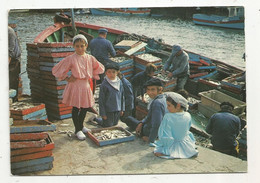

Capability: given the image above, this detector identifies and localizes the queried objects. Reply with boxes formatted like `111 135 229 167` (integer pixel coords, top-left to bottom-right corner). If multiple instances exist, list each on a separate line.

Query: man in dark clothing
8 26 21 102
162 44 190 91
206 102 241 156
89 28 116 82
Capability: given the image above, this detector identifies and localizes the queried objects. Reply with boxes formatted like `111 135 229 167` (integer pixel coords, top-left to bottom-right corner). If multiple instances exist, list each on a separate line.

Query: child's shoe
76 131 86 140
82 127 91 133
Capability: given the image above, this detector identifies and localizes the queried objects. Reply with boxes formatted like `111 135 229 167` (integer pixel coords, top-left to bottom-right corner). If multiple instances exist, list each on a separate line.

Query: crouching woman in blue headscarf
153 92 198 159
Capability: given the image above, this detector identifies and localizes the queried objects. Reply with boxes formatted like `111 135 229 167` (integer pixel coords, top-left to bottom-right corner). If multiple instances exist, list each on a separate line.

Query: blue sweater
142 94 167 143
206 112 241 149
121 76 134 110
99 78 125 117
130 71 152 97
163 51 190 77
89 37 116 63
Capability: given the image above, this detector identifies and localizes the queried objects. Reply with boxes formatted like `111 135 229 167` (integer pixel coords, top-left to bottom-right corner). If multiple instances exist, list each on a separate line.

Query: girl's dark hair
145 63 157 74
166 96 186 111
166 96 178 107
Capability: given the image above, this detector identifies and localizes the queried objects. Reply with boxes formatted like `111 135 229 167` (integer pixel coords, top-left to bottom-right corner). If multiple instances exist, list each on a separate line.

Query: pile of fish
110 57 127 63
187 97 200 105
154 73 171 82
10 102 37 111
92 129 129 141
136 53 161 62
136 93 152 104
230 81 245 85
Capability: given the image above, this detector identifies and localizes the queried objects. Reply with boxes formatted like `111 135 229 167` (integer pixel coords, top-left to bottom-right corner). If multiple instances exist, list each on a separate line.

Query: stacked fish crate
135 94 151 120
188 53 218 81
38 42 74 120
10 102 47 121
134 53 162 74
27 42 74 120
110 56 134 80
10 120 56 175
27 43 43 101
153 72 177 92
114 40 146 58
220 72 245 95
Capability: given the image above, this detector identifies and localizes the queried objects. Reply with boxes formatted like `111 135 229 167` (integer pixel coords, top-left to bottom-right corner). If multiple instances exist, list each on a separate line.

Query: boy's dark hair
145 63 157 74
166 96 186 110
105 63 120 71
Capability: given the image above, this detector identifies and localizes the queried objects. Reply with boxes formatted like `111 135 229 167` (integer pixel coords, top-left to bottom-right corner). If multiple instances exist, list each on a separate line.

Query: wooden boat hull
33 21 244 97
90 8 151 16
193 14 244 30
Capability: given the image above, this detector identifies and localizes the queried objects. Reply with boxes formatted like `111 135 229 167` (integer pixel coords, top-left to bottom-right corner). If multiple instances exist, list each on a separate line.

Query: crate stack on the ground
27 42 75 120
134 53 162 74
27 43 43 102
10 101 48 121
10 120 56 175
37 42 74 120
110 56 134 80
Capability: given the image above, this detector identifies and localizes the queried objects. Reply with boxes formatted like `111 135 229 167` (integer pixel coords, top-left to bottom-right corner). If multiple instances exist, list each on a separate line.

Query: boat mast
71 8 77 36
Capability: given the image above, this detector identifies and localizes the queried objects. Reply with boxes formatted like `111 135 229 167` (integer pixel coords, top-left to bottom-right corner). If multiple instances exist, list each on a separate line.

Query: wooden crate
10 120 56 133
10 103 45 116
198 89 246 115
10 132 49 141
11 156 54 172
11 157 54 175
87 126 135 146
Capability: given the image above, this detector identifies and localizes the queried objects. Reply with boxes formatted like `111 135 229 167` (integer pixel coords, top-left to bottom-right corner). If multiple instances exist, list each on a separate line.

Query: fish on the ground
92 129 129 141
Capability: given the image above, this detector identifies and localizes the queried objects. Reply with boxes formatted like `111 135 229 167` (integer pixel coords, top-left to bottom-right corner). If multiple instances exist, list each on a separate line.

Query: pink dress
52 53 104 108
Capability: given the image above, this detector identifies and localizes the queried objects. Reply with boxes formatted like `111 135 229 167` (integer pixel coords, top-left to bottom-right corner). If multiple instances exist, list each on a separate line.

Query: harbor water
8 11 245 95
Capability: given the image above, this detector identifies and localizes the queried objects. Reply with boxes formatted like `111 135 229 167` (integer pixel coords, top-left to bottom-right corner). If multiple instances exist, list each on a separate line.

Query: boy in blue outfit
118 72 134 122
125 78 167 143
94 63 125 127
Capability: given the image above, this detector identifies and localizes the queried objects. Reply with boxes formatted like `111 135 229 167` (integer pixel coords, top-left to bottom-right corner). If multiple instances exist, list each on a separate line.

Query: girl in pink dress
52 35 105 140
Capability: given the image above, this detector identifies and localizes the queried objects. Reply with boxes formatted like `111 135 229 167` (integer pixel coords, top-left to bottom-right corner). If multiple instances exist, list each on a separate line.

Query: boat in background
90 8 151 16
75 8 90 15
192 7 244 30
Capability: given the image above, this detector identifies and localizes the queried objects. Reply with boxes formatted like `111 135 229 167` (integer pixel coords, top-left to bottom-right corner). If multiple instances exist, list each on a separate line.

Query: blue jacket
163 51 190 77
89 37 116 64
206 111 241 150
99 78 125 116
121 76 134 110
142 94 167 143
130 71 152 97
